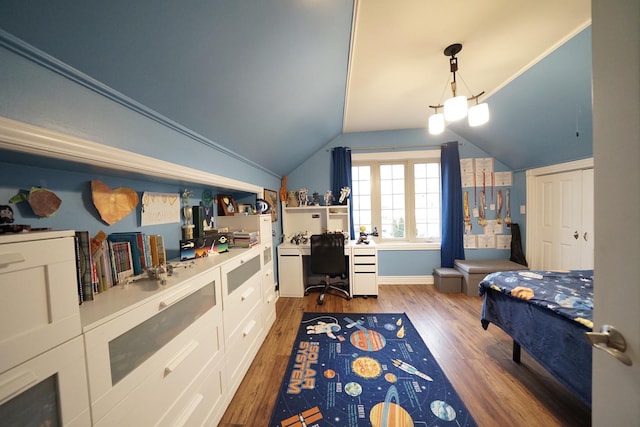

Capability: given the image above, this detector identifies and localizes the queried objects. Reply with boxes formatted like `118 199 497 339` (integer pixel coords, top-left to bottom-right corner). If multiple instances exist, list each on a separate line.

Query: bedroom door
591 1 640 424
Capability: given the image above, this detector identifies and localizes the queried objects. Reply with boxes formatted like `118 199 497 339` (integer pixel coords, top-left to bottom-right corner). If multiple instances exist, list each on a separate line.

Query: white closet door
580 168 594 269
536 170 584 270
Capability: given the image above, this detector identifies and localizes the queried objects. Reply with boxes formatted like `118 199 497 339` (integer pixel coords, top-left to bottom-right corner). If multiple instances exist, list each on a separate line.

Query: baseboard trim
378 276 433 286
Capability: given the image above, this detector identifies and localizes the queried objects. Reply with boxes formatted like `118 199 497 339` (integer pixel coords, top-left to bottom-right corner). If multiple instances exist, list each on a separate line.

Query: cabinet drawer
225 306 263 390
354 263 377 273
353 273 378 296
353 247 376 256
157 356 227 427
353 255 376 265
93 312 222 426
0 235 80 373
0 336 90 427
84 271 221 421
222 252 262 339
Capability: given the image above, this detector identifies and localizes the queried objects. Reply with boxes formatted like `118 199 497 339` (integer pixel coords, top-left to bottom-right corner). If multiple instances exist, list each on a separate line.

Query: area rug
269 312 477 427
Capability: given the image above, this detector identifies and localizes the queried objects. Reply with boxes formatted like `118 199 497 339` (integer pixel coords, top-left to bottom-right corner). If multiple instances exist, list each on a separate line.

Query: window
352 151 441 243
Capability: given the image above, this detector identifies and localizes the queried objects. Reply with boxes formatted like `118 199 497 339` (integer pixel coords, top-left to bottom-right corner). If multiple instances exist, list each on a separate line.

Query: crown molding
0 115 262 194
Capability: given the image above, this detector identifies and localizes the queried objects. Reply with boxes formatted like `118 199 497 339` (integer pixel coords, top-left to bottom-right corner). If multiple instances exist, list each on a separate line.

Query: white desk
277 240 377 298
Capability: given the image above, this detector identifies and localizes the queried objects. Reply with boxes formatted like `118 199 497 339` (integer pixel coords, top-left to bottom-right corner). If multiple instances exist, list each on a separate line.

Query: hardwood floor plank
219 285 591 427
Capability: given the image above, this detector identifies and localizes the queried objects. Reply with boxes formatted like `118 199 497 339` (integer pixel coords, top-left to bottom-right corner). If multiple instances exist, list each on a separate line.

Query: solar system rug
269 312 477 427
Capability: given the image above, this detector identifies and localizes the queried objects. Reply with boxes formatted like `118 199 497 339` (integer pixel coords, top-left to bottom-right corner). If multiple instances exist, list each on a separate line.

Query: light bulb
444 96 468 122
468 103 489 127
428 113 445 134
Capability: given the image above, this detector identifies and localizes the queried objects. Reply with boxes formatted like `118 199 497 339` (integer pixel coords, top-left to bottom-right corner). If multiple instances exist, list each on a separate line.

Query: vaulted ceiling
0 0 592 176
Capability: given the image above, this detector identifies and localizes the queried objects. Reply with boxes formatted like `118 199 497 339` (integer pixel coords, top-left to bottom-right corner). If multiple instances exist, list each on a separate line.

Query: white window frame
352 150 441 246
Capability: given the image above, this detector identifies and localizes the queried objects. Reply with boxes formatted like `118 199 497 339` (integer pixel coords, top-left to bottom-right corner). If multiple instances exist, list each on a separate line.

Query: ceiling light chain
428 43 490 135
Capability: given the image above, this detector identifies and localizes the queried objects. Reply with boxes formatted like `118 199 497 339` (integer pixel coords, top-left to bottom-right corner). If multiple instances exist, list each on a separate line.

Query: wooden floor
219 285 591 427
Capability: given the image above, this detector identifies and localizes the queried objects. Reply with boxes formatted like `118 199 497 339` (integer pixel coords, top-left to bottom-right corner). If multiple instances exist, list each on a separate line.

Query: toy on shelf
357 225 379 244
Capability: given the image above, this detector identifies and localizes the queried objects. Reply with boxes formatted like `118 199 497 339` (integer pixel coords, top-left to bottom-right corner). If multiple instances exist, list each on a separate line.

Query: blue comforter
479 269 593 329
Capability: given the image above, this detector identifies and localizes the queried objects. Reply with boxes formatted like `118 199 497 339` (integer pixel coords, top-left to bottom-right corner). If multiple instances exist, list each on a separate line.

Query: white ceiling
344 0 591 132
0 0 592 176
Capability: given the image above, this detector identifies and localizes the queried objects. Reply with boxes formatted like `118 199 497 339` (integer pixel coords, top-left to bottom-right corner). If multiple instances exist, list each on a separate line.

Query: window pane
351 165 372 233
379 164 405 239
414 162 440 240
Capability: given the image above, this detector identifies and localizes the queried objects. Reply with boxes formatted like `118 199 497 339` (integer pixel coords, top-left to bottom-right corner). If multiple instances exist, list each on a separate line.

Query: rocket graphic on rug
391 358 433 381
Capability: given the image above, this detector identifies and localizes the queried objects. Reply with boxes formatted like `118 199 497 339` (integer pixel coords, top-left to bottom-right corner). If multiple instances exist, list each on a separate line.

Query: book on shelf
109 240 134 285
108 232 146 275
75 231 94 301
73 234 85 304
233 230 259 247
148 234 167 267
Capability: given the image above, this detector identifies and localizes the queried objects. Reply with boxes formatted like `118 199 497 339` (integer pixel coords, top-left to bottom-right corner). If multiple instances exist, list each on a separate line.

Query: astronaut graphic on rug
306 320 342 339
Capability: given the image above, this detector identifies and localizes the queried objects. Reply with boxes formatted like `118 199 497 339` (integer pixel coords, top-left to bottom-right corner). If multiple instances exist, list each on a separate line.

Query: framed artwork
264 189 278 222
217 194 238 216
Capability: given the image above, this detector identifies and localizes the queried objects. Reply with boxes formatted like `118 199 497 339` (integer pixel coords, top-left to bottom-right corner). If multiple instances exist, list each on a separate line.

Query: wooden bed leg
512 341 521 363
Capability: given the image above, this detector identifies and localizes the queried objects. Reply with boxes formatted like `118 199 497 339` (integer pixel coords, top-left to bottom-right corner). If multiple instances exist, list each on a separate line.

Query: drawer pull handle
0 370 38 402
164 340 199 376
159 287 194 310
172 393 203 427
243 320 257 337
240 287 255 301
0 252 26 267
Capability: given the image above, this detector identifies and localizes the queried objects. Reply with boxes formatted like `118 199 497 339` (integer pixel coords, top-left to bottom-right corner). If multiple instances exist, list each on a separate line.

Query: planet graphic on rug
350 329 386 351
351 356 382 379
384 373 398 383
324 369 336 379
430 400 457 421
369 385 413 427
344 382 363 397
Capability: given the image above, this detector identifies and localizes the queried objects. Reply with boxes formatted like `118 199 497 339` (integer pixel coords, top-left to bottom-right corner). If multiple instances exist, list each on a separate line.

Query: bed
479 269 593 407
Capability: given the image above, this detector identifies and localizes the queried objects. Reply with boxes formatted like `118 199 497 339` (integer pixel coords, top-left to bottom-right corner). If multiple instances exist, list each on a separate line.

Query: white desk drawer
353 254 376 265
0 235 80 374
354 263 377 273
352 247 376 256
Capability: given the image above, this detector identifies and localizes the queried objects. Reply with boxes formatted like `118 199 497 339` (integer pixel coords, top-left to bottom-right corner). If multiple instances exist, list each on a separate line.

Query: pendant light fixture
428 43 489 135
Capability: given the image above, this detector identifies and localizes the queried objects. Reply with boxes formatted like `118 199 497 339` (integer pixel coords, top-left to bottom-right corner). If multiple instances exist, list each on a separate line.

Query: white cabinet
220 248 264 395
83 266 222 425
0 231 90 427
351 244 378 296
277 247 304 297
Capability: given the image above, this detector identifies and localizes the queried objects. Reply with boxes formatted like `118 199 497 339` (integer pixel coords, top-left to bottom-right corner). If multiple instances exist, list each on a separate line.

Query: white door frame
525 158 593 269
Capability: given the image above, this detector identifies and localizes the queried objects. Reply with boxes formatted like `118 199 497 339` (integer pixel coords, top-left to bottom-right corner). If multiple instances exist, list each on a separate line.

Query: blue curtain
331 147 355 239
440 142 465 267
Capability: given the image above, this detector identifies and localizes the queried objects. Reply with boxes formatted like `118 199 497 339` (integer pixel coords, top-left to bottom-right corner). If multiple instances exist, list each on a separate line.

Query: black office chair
305 233 350 305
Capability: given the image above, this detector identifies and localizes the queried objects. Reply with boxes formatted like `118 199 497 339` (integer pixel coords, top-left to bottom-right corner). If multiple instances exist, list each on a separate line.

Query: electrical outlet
520 205 526 214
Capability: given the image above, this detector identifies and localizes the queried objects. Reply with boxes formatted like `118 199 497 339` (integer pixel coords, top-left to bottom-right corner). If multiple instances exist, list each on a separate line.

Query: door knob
585 325 633 366
574 231 579 239
583 232 588 241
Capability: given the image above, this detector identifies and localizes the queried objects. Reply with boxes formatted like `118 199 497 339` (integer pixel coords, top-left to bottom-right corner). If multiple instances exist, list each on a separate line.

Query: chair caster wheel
318 294 325 305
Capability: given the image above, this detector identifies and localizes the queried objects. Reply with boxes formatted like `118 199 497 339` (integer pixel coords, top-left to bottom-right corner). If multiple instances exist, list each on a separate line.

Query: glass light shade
468 102 490 127
428 113 445 135
443 96 468 122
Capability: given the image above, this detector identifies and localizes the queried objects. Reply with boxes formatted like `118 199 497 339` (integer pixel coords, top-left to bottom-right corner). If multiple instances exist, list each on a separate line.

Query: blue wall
286 128 527 278
0 44 282 258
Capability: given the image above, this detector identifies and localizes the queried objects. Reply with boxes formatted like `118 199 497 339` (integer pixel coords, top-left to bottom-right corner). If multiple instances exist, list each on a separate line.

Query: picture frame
217 194 238 216
264 189 278 222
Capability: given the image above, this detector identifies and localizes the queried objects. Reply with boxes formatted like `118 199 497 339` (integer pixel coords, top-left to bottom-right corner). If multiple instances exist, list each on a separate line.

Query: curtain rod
328 141 462 152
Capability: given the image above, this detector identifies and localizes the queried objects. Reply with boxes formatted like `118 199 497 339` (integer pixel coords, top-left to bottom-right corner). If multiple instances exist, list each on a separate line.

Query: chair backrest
310 233 346 276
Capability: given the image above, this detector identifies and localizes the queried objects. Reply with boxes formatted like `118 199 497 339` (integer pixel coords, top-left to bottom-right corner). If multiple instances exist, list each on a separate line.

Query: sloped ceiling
0 0 592 176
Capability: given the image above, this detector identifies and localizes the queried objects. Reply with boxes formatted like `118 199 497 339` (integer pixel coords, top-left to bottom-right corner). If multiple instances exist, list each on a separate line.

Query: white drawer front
225 306 263 389
353 254 376 265
93 314 221 426
84 275 221 421
352 247 376 256
353 273 378 296
354 264 377 273
0 336 90 427
0 236 80 373
157 356 227 427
